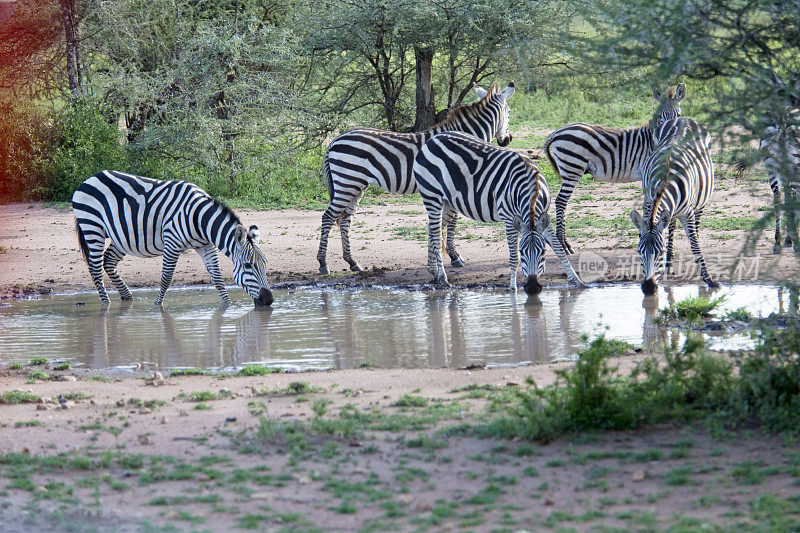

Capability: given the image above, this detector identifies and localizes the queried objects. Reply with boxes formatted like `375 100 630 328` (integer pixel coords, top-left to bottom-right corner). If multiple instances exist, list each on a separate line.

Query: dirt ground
1 365 799 532
0 168 798 299
1 174 800 531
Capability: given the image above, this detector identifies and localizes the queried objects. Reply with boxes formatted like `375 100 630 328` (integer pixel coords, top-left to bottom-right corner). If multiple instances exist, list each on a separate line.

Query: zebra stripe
72 170 272 306
544 84 686 254
760 108 800 252
317 82 515 275
413 131 585 294
630 117 717 294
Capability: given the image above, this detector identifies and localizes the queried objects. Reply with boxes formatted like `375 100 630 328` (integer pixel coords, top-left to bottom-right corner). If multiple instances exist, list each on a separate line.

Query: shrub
45 98 128 201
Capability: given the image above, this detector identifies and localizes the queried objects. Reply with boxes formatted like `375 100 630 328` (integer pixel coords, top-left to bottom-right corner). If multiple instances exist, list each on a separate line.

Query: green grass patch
237 365 282 376
0 390 41 404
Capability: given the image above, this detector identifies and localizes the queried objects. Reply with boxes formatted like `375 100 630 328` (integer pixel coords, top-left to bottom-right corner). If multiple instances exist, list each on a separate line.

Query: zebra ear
513 215 526 234
535 212 550 233
474 84 488 100
500 81 515 101
656 215 670 232
630 209 646 231
652 86 663 101
675 83 686 102
234 224 247 245
248 225 260 242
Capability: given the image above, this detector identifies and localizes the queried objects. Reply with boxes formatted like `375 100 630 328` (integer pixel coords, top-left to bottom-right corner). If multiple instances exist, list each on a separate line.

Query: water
0 283 785 371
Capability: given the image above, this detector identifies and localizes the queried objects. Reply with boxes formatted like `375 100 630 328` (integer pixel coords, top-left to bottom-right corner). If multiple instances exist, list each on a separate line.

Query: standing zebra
413 131 586 294
544 84 686 254
758 109 800 253
72 170 273 306
630 117 717 295
317 81 515 275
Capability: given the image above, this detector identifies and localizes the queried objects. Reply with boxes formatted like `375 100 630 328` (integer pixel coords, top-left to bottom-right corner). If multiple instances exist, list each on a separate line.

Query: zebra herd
72 82 791 306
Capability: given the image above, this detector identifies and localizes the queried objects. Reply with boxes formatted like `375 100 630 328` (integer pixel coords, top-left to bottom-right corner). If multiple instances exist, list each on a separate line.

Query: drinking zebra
72 170 273 306
630 117 717 295
413 131 586 294
317 81 515 275
544 84 686 254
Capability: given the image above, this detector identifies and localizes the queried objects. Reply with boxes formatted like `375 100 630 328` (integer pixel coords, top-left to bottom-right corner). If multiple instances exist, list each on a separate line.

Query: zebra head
514 212 549 295
652 83 685 126
475 81 515 147
630 209 669 295
231 225 273 306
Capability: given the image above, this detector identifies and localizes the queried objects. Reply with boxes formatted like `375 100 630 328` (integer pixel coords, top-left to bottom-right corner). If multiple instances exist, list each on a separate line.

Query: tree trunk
58 0 82 95
413 46 435 132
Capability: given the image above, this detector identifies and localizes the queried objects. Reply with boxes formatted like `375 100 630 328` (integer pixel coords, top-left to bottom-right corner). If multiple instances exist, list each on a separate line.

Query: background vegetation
2 0 795 210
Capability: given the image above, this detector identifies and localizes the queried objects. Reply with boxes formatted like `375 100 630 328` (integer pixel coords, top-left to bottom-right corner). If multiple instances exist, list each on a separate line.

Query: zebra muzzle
641 278 658 296
255 288 274 307
524 275 543 295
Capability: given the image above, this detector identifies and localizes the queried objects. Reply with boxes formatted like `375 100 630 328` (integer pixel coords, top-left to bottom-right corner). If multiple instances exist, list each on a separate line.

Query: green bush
0 101 52 201
46 98 129 201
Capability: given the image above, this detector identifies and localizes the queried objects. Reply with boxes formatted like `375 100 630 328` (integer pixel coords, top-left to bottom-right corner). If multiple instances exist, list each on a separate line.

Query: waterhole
0 283 784 371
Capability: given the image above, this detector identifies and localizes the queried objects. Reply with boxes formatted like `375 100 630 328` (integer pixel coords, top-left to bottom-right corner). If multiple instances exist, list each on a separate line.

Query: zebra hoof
562 241 575 255
707 280 721 290
434 274 449 287
350 263 363 272
451 258 465 268
773 244 783 255
319 266 330 275
121 295 133 302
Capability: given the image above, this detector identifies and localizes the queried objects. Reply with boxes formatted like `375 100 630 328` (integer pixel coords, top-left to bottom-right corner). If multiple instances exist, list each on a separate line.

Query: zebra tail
75 219 91 267
542 131 560 178
323 155 334 201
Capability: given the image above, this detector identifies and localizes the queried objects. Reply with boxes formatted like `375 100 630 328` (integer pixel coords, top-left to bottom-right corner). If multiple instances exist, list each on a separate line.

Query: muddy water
0 283 784 371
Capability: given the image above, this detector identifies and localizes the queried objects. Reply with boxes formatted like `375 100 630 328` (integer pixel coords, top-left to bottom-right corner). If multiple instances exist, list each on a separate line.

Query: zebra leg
504 223 520 291
77 222 110 304
317 202 345 275
554 173 579 255
198 245 231 305
154 242 183 306
443 204 464 267
102 243 132 301
426 201 447 285
665 219 677 274
339 191 365 272
770 179 784 253
681 212 720 289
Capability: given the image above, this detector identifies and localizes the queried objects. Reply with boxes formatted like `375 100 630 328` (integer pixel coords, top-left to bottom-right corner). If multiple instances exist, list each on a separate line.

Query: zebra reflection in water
86 303 272 369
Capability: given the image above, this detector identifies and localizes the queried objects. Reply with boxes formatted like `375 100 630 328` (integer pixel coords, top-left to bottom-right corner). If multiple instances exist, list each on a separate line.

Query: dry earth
1 170 800 531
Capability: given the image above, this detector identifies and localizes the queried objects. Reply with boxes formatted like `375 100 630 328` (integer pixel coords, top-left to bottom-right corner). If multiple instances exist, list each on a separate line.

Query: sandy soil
0 170 797 299
2 172 800 531
1 366 798 532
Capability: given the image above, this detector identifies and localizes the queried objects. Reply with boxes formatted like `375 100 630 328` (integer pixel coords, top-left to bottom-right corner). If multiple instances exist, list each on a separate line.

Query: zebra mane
648 120 692 226
520 153 542 229
434 82 501 129
209 196 243 228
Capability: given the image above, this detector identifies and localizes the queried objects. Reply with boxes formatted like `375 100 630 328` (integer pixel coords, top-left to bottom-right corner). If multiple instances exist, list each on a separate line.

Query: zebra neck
197 204 241 258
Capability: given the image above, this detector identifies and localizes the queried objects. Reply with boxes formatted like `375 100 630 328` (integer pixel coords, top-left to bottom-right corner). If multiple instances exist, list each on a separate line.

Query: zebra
544 84 686 255
317 81 516 275
754 109 800 253
413 131 586 294
630 117 717 295
72 170 273 306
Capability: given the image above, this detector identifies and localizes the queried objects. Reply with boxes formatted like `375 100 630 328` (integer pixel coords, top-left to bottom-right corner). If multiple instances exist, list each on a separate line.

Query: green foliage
46 98 129 201
237 365 283 377
723 307 753 322
0 390 41 404
0 101 52 201
29 357 49 366
393 394 428 408
661 295 725 323
168 368 211 377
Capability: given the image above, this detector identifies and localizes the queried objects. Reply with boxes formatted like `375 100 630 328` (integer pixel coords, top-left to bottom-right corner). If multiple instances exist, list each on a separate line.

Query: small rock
416 501 431 512
152 371 166 386
506 381 519 387
35 485 47 493
60 401 75 410
116 400 125 407
295 475 312 484
251 492 273 500
58 375 77 382
89 398 96 405
159 417 168 425
36 403 49 411
137 434 151 445
398 494 413 504
250 386 258 395
36 397 45 404
632 470 646 482
225 416 237 423
138 409 151 415
179 409 189 417
544 498 555 506
164 510 179 520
